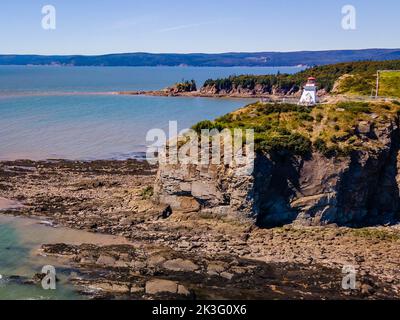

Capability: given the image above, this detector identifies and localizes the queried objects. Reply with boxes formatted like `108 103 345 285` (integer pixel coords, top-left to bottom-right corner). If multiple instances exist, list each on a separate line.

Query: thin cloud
110 20 141 30
108 15 157 31
157 21 217 33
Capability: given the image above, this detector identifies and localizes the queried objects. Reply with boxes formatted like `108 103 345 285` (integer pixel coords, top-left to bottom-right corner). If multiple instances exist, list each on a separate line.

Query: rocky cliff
199 83 304 97
154 100 400 227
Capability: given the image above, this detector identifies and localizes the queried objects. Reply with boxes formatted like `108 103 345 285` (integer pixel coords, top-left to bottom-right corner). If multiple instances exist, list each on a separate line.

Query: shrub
336 102 371 113
175 79 197 92
259 132 312 156
192 120 225 133
141 186 154 200
313 138 350 158
299 113 314 122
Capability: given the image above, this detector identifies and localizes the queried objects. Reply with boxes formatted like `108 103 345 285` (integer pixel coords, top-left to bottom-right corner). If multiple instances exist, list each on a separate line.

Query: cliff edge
155 100 400 227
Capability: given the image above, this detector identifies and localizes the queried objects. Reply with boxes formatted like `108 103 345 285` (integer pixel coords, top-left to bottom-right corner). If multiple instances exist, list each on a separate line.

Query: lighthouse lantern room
299 77 318 106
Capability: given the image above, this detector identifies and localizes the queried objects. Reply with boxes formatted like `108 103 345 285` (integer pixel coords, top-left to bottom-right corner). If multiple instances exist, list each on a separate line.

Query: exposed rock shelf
1 159 399 299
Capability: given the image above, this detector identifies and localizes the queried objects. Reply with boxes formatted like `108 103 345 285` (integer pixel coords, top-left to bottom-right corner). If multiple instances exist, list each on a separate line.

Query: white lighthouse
299 77 318 106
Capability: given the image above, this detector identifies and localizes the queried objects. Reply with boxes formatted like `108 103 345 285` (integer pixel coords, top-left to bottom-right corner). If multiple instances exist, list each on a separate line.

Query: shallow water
0 214 132 300
0 65 303 161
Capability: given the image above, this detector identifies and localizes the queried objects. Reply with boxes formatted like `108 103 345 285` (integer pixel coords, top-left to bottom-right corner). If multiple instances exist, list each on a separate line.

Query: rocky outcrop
199 84 325 98
154 159 255 221
154 116 400 227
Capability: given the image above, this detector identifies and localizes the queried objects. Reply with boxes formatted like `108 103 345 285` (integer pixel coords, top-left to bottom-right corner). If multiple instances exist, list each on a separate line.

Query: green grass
140 186 154 200
352 228 400 242
379 71 400 98
333 70 400 98
191 101 400 157
333 74 376 96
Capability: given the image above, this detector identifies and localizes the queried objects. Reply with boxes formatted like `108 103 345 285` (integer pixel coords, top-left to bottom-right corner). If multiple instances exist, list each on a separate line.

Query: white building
299 77 318 106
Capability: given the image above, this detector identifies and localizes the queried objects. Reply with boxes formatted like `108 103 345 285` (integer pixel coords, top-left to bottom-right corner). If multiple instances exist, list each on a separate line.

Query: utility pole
375 71 380 99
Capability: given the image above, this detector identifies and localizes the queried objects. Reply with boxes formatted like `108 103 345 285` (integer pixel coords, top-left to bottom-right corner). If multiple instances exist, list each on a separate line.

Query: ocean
0 65 303 160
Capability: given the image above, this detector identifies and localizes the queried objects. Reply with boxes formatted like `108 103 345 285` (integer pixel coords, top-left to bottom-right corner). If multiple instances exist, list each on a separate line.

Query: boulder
177 285 190 296
145 279 178 295
147 255 166 267
207 263 226 276
163 259 199 272
96 255 116 266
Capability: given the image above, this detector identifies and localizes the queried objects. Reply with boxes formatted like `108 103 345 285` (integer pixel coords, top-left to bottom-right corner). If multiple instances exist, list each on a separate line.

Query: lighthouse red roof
307 77 316 80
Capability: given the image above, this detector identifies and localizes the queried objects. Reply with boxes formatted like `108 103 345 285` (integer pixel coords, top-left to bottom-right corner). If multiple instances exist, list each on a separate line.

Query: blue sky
0 0 399 54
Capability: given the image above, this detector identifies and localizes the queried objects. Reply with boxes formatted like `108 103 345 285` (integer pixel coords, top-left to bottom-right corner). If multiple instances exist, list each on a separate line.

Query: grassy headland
192 100 400 157
379 71 400 97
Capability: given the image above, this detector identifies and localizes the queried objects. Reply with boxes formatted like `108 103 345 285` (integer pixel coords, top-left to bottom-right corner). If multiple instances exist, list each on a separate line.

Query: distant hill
1 49 400 67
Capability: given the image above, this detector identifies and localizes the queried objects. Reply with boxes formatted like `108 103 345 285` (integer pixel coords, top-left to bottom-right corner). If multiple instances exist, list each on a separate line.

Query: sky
0 0 399 55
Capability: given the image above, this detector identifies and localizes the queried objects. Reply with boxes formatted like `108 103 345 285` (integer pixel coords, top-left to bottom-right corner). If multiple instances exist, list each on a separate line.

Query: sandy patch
0 197 24 211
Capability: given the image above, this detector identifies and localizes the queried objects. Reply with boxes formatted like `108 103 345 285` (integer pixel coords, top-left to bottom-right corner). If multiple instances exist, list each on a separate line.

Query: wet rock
96 255 116 266
130 285 144 294
80 256 96 264
114 260 130 268
355 255 365 263
94 282 130 294
145 279 178 295
32 273 46 283
130 260 147 270
147 255 166 267
220 272 234 280
230 266 247 274
177 285 190 296
361 283 375 296
207 263 226 276
163 259 199 272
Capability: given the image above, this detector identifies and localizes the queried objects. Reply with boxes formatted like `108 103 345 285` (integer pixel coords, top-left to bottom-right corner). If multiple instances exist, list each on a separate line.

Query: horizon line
1 47 400 57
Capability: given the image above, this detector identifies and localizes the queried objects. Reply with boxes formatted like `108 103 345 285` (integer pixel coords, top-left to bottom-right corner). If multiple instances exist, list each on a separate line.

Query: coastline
0 158 399 299
117 89 301 102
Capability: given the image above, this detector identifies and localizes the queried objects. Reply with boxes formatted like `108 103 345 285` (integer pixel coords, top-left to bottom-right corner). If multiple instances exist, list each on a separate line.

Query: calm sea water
0 214 134 300
0 65 303 160
0 216 79 300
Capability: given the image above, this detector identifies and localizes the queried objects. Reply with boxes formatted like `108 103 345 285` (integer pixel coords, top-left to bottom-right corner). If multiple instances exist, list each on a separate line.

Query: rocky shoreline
117 89 301 102
0 159 399 299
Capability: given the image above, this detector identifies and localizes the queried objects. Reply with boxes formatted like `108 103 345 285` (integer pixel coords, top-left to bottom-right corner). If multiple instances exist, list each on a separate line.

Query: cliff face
154 103 400 227
200 83 303 97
